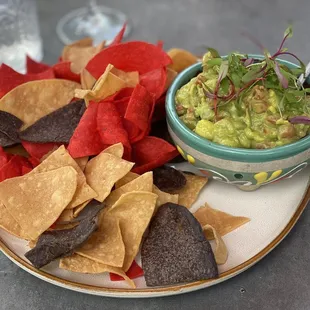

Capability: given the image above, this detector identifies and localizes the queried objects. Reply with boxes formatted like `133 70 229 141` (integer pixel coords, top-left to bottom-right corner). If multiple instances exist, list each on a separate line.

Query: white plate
1 164 309 298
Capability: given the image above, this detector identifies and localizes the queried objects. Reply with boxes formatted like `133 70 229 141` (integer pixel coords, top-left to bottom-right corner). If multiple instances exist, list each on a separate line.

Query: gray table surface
1 0 310 309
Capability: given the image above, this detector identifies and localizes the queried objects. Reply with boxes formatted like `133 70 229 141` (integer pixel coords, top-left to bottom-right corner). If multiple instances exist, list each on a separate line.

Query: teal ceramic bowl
166 55 310 190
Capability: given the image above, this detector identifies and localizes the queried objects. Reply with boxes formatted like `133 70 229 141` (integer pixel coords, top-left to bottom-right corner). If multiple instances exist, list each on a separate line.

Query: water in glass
0 0 43 73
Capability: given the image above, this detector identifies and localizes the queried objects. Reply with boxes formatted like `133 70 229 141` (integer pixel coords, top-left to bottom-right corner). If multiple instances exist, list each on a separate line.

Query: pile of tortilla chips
0 23 200 175
0 26 252 288
0 141 215 286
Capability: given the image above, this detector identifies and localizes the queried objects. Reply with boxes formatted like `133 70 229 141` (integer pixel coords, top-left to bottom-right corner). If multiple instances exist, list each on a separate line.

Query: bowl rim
166 54 310 162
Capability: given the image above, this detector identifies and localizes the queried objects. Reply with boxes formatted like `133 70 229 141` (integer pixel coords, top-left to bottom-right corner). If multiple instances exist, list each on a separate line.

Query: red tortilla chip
0 64 55 98
110 23 127 46
68 102 104 158
97 101 131 159
0 154 31 182
28 156 41 168
110 260 144 281
21 141 62 160
112 87 134 100
132 136 178 174
26 56 51 74
53 62 81 83
0 147 10 168
139 67 167 100
124 84 155 143
86 41 172 79
21 165 33 175
157 40 164 49
152 94 166 122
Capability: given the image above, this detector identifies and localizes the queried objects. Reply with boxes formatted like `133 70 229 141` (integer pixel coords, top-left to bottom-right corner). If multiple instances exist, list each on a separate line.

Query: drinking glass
56 0 131 45
0 0 43 73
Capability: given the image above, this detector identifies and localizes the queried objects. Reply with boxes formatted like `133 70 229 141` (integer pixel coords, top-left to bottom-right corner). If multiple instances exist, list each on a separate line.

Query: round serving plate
1 163 309 298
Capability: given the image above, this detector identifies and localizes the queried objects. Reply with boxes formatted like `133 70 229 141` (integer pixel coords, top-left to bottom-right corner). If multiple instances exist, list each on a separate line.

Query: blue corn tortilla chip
57 200 105 225
153 165 187 193
19 99 86 144
141 203 218 286
24 204 103 269
0 111 23 147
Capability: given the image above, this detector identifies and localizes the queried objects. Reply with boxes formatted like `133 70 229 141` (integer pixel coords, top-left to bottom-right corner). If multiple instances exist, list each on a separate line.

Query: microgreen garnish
200 25 310 124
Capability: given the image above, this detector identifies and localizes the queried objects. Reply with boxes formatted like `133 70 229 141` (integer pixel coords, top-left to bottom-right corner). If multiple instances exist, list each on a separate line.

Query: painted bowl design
166 56 310 190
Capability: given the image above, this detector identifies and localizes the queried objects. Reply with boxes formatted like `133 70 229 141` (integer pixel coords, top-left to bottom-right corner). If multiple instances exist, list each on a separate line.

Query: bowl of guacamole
166 28 310 190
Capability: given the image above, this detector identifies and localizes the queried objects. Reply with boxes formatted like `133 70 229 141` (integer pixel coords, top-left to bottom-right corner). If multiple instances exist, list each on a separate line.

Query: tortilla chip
108 191 157 271
202 224 228 265
115 172 140 188
105 172 153 207
81 68 96 90
84 152 134 202
0 202 29 239
0 166 78 240
172 174 208 209
19 99 86 144
30 146 97 208
164 68 178 91
4 145 28 157
59 254 135 288
153 185 178 209
110 67 139 87
75 156 89 172
102 143 124 158
0 111 23 147
77 215 125 267
115 172 176 209
0 79 80 129
75 64 128 105
194 203 250 239
73 199 91 217
58 209 74 222
167 48 198 73
62 38 105 74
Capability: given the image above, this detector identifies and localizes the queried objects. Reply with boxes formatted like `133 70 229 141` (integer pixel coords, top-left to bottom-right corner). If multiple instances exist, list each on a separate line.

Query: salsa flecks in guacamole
175 32 310 149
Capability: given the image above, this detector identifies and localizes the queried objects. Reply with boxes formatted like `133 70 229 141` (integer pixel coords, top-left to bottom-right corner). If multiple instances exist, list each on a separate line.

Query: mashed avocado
175 49 310 149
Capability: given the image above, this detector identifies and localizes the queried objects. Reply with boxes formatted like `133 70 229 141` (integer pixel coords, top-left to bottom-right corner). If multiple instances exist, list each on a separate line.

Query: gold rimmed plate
1 164 309 298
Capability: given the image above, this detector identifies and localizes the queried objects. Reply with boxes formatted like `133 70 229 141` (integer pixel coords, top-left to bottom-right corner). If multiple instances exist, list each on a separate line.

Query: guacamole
175 41 310 149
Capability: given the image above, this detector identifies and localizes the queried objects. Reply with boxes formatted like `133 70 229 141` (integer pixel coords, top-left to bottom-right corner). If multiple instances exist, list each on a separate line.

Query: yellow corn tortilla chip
105 172 153 207
202 224 228 265
164 67 178 91
194 203 250 239
0 202 29 239
153 185 179 210
85 152 134 202
59 254 135 288
57 209 74 222
115 172 140 188
77 216 125 267
102 143 124 158
30 146 96 209
108 191 157 271
62 37 105 74
167 48 198 73
110 67 139 87
171 174 208 209
0 166 78 240
0 79 80 129
75 64 127 105
115 172 177 209
81 68 97 90
74 156 89 172
72 199 91 217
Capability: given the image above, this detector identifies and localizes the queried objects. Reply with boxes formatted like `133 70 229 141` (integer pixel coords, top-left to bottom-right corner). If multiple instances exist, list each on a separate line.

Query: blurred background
1 0 310 71
40 0 310 63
